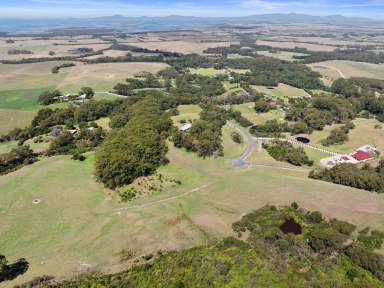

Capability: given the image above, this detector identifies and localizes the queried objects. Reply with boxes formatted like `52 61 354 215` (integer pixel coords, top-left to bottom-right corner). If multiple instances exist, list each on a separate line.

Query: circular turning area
295 136 310 144
279 218 302 235
32 199 41 205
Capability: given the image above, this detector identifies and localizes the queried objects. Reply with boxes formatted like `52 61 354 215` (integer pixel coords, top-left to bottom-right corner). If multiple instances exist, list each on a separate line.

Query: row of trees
51 62 75 74
0 146 38 175
310 161 384 193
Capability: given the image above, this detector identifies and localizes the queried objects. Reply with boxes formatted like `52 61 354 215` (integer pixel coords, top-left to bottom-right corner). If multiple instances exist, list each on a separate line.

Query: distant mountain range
0 13 382 34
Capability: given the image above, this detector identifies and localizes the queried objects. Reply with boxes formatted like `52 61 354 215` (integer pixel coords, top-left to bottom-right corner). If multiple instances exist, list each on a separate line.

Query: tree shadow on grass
0 258 29 283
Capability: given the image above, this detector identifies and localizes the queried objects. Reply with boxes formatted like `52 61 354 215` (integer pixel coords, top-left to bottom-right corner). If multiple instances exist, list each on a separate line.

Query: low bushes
264 140 313 166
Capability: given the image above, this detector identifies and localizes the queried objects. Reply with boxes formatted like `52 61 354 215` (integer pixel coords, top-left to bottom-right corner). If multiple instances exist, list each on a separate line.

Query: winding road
320 64 346 79
227 122 339 170
227 122 256 168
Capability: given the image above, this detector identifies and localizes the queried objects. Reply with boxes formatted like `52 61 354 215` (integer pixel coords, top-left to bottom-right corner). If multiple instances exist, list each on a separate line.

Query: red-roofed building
341 156 351 161
352 150 373 162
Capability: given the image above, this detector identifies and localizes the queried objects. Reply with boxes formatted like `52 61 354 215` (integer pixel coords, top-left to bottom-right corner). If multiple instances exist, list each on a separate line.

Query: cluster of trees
51 62 75 74
172 74 225 102
38 90 62 105
214 90 258 105
226 108 253 127
250 119 289 137
254 97 275 113
230 131 243 143
225 56 324 90
69 47 94 54
95 97 172 189
113 73 162 96
264 140 313 166
47 124 105 157
1 50 105 64
1 98 119 147
38 87 94 105
321 122 355 146
309 161 384 193
286 95 357 133
172 105 227 158
331 78 384 120
50 205 384 287
111 42 180 57
167 53 217 70
83 53 165 64
0 145 38 175
297 48 384 64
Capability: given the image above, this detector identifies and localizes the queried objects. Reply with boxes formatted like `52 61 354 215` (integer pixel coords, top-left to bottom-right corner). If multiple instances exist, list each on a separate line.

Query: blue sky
1 0 384 19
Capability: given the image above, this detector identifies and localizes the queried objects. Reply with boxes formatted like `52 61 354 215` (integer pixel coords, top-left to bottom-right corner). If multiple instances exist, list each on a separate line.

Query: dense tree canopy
95 97 172 189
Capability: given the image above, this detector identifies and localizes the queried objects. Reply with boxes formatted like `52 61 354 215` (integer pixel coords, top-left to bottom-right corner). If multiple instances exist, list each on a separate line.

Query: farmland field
0 109 36 134
0 38 111 61
253 83 310 101
308 60 384 84
189 67 225 76
257 50 308 61
0 62 68 91
57 62 169 92
2 19 384 287
0 87 53 110
126 40 237 54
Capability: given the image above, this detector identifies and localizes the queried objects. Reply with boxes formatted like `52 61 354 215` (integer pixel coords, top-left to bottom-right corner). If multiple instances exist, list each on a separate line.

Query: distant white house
179 123 192 132
67 129 77 135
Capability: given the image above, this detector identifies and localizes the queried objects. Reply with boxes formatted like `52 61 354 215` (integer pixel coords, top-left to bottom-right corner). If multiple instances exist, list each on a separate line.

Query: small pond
279 218 302 235
295 137 310 144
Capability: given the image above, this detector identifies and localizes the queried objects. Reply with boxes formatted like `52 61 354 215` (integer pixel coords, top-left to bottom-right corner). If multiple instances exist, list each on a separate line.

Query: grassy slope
308 118 384 154
308 60 384 85
2 126 384 285
0 87 53 110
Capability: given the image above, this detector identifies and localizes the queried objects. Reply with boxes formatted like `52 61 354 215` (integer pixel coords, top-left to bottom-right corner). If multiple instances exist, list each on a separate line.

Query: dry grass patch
0 62 69 91
227 103 285 125
277 83 311 98
129 40 236 54
172 105 201 126
0 109 36 135
58 62 169 92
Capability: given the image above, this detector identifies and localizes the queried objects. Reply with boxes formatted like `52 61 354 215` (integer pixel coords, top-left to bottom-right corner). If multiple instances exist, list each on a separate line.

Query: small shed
180 123 192 132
